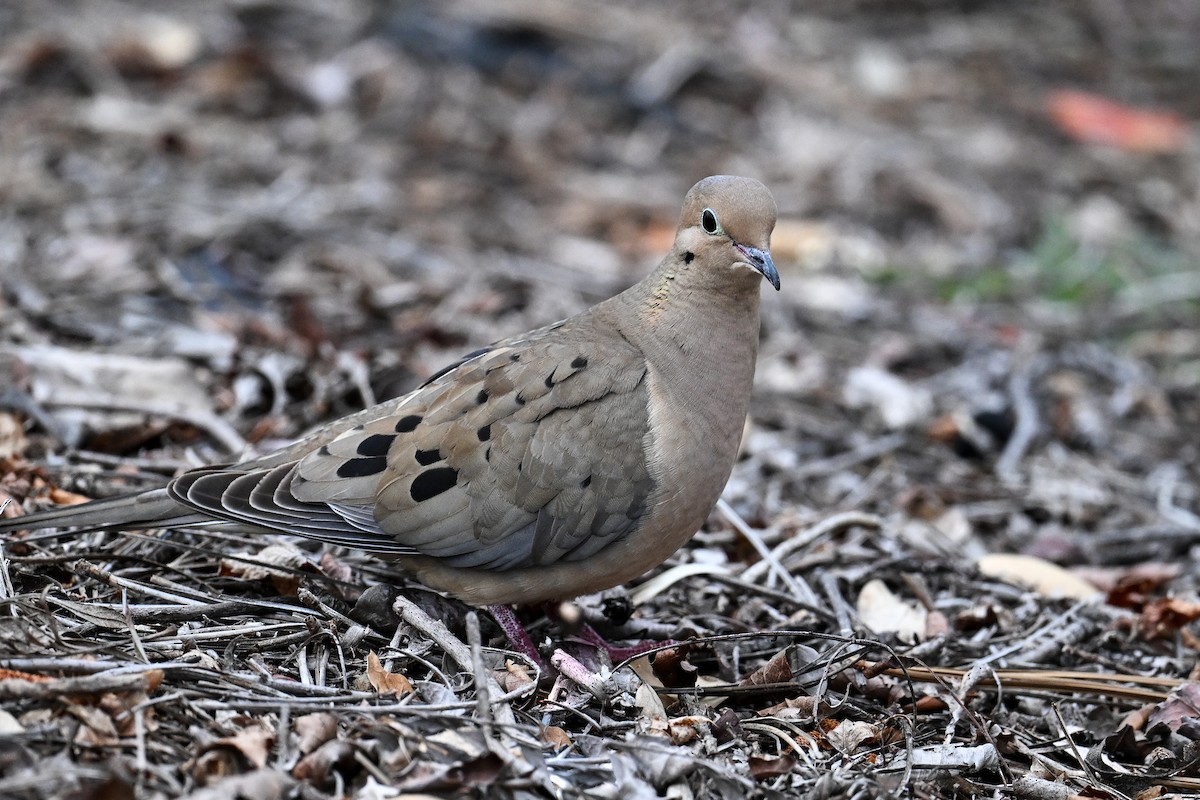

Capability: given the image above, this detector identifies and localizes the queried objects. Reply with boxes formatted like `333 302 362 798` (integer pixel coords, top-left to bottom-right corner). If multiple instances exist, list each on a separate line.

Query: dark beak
735 244 781 291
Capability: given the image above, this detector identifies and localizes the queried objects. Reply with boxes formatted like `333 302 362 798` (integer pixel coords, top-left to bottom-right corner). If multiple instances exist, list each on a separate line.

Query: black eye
701 208 721 235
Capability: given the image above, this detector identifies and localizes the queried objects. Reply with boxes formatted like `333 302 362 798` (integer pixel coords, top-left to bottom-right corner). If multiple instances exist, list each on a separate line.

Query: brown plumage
0 176 778 606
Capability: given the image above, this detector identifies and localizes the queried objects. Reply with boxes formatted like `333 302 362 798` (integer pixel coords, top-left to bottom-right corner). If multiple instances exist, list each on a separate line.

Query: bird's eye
701 208 722 235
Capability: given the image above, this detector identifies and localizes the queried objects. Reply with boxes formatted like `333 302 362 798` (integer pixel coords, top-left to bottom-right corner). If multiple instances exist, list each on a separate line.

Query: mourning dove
0 176 778 615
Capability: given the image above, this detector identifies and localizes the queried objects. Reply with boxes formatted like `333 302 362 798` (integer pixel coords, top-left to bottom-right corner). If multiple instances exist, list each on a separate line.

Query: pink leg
487 604 545 667
575 623 675 663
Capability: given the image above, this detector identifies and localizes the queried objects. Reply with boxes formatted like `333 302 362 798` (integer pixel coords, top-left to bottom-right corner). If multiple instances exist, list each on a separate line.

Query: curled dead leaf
365 651 414 696
1139 597 1200 642
292 739 354 785
293 712 338 755
749 752 796 781
191 722 276 785
220 543 314 595
541 725 572 750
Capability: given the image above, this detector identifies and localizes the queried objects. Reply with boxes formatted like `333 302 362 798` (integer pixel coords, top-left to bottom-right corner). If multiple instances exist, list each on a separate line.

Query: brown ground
0 1 1198 798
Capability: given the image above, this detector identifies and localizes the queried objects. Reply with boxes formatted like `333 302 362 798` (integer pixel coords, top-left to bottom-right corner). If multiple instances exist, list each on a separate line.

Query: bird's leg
541 601 673 663
486 604 545 667
574 624 674 663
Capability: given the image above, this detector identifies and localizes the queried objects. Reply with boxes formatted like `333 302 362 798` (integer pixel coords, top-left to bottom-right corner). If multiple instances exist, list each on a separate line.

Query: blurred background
0 0 1197 562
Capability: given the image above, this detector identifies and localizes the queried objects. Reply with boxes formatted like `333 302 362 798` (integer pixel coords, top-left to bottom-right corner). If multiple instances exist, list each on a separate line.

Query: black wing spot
476 389 489 404
477 424 491 442
510 353 521 362
683 251 694 264
410 467 458 502
484 446 492 462
571 356 588 369
357 433 395 457
337 456 388 478
515 392 526 406
318 445 331 456
395 414 422 432
544 373 555 388
580 475 592 488
415 448 442 466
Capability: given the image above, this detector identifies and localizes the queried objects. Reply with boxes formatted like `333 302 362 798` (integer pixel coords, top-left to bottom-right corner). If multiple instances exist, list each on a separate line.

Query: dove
0 175 778 653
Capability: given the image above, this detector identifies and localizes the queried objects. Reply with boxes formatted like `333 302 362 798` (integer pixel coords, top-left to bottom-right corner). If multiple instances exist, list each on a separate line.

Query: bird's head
674 175 779 291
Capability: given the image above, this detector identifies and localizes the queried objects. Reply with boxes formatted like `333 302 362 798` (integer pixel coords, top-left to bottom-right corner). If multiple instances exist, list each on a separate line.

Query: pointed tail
0 489 200 534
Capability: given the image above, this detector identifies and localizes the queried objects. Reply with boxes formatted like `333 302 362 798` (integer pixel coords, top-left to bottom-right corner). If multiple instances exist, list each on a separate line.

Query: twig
717 498 819 606
790 433 906 479
996 345 1042 485
740 511 883 584
392 594 520 726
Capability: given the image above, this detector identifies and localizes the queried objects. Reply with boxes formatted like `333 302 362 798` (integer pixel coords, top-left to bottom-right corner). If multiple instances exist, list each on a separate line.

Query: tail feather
0 489 193 534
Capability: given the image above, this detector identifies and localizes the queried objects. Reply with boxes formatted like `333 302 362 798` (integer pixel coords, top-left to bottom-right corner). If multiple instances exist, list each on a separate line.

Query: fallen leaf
293 712 338 755
976 553 1101 601
220 543 314 595
827 720 880 754
493 658 534 693
749 753 796 781
1146 682 1200 736
1046 90 1188 154
650 645 698 689
191 721 276 784
856 579 927 643
67 702 120 747
541 725 572 750
292 739 354 784
365 651 414 696
738 647 793 687
666 715 711 745
1139 597 1200 642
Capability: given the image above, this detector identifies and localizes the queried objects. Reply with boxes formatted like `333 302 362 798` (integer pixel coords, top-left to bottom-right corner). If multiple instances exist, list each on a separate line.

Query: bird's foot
574 623 674 663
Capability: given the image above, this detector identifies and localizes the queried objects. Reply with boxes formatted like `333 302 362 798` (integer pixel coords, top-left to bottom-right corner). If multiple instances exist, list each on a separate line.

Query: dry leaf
1046 90 1188 154
541 725 572 750
976 554 1101 601
826 720 880 754
220 543 313 595
666 715 711 745
856 579 927 642
365 651 414 696
67 703 120 747
292 739 354 784
1146 682 1200 735
293 712 338 755
650 645 698 689
1139 598 1200 642
739 647 793 687
191 721 276 784
493 658 535 693
749 753 796 781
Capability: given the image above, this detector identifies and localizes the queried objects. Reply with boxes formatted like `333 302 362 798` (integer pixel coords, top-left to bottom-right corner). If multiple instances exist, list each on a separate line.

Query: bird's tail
0 489 202 534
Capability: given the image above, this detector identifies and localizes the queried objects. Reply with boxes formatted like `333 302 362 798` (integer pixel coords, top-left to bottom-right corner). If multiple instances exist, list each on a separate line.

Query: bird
0 175 778 656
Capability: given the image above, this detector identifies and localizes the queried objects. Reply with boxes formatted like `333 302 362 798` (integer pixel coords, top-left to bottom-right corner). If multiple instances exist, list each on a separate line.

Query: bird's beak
735 243 780 291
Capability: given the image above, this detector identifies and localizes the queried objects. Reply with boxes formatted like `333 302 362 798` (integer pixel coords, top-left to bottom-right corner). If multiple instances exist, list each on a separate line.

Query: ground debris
1 1 1199 798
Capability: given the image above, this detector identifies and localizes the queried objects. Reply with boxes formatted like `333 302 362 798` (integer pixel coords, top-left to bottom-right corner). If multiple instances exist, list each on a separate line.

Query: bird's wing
171 317 658 571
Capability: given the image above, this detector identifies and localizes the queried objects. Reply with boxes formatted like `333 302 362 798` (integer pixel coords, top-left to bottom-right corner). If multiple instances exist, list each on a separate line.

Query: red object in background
1046 89 1189 154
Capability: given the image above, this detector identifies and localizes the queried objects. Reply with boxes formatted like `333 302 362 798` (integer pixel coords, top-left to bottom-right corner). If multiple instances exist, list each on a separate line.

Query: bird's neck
616 266 763 434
